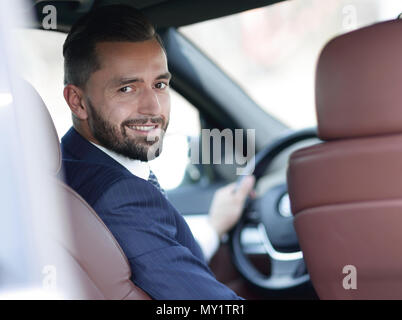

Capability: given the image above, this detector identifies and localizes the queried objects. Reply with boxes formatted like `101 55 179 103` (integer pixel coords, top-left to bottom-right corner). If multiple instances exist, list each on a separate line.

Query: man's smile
125 123 161 136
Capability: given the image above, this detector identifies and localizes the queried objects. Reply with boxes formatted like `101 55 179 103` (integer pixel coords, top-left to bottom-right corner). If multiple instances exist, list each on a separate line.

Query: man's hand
208 175 256 237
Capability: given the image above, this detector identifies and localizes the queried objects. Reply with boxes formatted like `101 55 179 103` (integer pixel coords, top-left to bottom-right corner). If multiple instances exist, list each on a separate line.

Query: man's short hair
63 5 165 88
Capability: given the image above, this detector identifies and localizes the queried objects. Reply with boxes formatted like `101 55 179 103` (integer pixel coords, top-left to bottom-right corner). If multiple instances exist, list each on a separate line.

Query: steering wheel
230 127 318 292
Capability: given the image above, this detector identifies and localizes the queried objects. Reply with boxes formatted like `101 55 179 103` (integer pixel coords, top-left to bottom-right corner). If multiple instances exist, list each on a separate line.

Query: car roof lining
32 0 286 31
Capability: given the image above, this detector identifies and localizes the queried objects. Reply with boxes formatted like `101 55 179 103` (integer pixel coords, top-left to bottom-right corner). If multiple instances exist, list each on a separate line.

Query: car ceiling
32 0 286 31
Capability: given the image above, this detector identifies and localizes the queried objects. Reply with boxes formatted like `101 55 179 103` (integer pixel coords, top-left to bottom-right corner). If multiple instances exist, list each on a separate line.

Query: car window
180 0 402 129
16 29 201 191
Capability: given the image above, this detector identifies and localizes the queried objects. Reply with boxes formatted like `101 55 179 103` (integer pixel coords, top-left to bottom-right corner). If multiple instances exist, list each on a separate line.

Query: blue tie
148 170 167 198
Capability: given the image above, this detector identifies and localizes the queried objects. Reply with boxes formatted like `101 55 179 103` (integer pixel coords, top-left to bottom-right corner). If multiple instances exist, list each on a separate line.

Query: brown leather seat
287 20 402 299
27 81 150 299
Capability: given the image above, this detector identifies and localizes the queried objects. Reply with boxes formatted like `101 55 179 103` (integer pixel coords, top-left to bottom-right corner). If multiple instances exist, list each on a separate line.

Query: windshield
180 0 402 128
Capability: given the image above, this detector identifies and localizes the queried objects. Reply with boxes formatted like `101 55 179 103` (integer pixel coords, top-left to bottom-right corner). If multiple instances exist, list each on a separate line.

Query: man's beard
86 99 168 162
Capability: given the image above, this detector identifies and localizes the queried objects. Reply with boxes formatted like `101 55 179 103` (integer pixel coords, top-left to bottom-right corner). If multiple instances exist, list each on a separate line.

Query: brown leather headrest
316 20 402 140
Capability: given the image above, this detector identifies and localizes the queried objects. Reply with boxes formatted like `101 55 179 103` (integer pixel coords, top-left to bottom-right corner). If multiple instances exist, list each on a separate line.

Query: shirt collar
89 142 150 181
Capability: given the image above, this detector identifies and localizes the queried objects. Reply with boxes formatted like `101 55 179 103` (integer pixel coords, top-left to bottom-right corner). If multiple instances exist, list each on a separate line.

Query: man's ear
63 84 88 120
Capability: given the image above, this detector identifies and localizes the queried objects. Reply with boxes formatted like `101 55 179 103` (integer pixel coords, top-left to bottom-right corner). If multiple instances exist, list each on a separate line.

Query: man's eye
155 82 168 90
120 86 133 93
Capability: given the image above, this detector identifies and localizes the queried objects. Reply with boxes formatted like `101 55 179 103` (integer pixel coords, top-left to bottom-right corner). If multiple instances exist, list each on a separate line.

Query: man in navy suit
61 5 254 299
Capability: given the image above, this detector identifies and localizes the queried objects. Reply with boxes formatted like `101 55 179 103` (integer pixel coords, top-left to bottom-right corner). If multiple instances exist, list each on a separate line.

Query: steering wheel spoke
257 223 303 262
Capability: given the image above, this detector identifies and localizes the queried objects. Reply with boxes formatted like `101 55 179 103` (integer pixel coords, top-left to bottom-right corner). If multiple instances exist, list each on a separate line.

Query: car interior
2 0 402 299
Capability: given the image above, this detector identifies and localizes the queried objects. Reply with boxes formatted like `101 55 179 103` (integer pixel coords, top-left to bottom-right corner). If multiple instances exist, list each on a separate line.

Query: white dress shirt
90 142 219 262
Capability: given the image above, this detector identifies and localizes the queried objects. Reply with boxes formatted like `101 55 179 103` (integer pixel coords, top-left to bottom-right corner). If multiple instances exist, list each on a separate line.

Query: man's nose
137 88 162 115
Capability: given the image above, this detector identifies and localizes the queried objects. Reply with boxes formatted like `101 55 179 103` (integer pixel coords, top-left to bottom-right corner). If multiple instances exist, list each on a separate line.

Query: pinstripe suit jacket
60 127 241 300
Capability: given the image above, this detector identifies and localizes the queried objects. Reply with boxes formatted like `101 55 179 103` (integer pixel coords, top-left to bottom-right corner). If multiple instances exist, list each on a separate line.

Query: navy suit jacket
60 127 241 300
